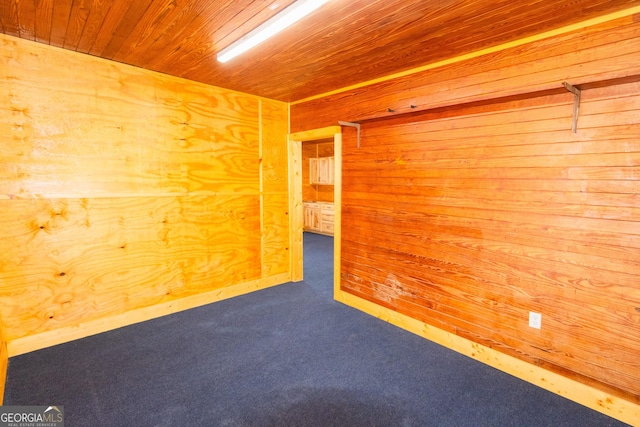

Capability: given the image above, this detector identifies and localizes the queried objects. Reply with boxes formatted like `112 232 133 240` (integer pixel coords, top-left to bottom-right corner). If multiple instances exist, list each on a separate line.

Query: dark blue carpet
4 233 629 426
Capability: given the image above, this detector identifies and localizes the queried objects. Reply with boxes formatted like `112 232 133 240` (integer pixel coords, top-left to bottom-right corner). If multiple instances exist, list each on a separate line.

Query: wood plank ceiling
0 0 638 102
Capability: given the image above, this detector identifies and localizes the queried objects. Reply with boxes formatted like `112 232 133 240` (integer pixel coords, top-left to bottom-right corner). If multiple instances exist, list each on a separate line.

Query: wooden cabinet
303 202 321 231
320 207 335 234
303 202 334 235
309 157 334 185
309 158 318 184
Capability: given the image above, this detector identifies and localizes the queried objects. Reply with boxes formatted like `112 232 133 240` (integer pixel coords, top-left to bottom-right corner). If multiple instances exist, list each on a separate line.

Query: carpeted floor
4 233 629 426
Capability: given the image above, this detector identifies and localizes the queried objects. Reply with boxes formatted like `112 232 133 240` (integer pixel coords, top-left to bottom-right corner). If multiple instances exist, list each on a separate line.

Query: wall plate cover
529 311 542 329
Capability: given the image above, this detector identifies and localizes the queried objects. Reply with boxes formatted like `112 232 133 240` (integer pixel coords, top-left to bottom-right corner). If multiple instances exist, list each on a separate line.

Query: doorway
288 126 342 297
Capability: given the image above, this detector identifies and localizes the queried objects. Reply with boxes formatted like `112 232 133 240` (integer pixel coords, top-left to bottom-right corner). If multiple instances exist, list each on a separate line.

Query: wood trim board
334 289 640 426
7 273 290 357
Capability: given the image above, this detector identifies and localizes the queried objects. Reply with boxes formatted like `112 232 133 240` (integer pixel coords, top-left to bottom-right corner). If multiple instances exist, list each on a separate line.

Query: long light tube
217 0 331 63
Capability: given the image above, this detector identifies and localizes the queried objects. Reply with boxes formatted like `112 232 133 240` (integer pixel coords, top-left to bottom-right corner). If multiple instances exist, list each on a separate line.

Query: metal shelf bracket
563 82 581 133
338 121 361 148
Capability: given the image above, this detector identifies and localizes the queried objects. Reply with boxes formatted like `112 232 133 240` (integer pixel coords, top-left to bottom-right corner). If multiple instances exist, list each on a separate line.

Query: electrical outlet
529 311 542 329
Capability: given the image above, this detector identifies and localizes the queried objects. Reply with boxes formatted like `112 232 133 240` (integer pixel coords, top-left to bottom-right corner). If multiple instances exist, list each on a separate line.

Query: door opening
288 126 342 298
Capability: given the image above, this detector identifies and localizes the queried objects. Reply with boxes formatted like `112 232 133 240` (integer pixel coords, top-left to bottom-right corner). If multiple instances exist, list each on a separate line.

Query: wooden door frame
288 126 342 296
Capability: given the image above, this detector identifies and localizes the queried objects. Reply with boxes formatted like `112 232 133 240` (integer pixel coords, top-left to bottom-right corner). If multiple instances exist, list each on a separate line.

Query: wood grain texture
0 0 20 37
302 142 317 203
0 35 290 349
8 271 290 356
1 1 638 101
16 0 35 40
0 34 262 197
262 193 290 277
63 0 92 50
261 99 289 194
335 291 640 426
260 99 290 277
288 139 303 282
321 20 640 406
49 0 72 47
74 0 110 53
34 0 53 43
291 14 640 131
333 133 343 296
302 140 335 203
0 195 260 340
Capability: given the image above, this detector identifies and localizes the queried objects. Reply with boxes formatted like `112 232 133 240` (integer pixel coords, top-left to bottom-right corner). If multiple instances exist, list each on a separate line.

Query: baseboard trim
7 273 291 357
335 290 639 426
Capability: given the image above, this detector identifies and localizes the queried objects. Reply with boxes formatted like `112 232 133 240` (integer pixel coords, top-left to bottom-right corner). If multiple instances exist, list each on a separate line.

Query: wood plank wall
291 14 640 130
302 139 334 203
291 14 640 405
0 34 290 356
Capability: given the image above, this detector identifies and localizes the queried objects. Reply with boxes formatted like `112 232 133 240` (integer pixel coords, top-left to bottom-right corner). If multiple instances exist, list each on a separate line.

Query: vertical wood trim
334 291 640 426
259 100 265 277
333 132 342 297
289 137 304 281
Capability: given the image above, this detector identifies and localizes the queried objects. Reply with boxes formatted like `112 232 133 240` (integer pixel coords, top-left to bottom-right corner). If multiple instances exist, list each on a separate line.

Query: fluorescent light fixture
217 0 331 63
